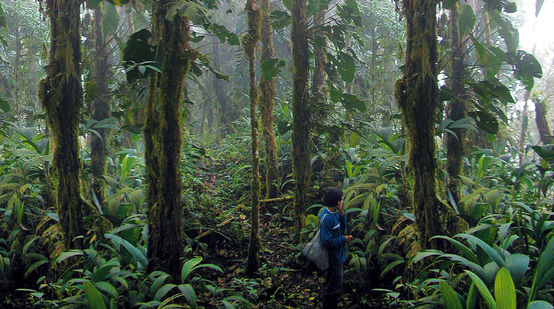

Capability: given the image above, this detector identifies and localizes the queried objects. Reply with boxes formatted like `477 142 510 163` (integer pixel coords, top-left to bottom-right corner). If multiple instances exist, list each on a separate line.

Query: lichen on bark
394 0 468 248
145 0 193 279
244 0 262 275
39 0 84 249
90 5 111 207
446 3 467 204
291 0 311 239
259 0 279 199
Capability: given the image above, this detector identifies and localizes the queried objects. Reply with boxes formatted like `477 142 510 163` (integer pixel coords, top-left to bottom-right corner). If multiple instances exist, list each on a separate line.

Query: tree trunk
311 9 327 108
519 92 529 166
39 0 84 249
291 0 311 239
534 97 552 144
394 0 443 247
446 3 467 204
244 0 262 275
259 0 279 198
90 6 111 207
211 41 233 132
145 0 191 279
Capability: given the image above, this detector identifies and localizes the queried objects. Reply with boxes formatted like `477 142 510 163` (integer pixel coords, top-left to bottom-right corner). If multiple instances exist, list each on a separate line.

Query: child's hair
323 187 343 207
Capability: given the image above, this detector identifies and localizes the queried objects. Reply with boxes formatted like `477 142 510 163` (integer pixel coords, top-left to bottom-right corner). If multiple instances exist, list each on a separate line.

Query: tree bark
394 0 443 247
244 0 262 275
259 0 279 198
145 0 191 279
534 97 552 145
39 0 84 249
90 6 111 207
519 92 529 166
291 0 311 239
446 3 467 204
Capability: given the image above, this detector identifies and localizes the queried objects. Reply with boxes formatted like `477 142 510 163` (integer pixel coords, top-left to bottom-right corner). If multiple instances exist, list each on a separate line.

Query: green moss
244 0 262 275
40 0 84 249
144 1 191 279
291 0 311 240
259 0 279 198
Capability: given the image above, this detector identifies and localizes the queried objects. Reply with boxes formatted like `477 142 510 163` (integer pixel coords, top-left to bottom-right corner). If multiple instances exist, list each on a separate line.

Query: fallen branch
259 196 293 203
194 217 234 241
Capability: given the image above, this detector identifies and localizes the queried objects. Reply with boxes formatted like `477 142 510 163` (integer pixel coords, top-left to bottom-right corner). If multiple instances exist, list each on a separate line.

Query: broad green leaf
468 110 498 134
439 281 463 309
122 29 156 82
431 235 478 263
466 270 497 309
209 23 239 46
95 281 118 298
104 233 147 268
536 0 545 16
177 283 197 307
529 237 554 302
457 234 506 268
528 301 553 309
467 282 478 309
0 97 10 112
305 214 318 226
261 58 285 81
181 257 202 283
154 283 176 301
489 10 518 52
24 260 48 278
506 50 542 90
270 10 291 30
103 2 120 36
337 52 355 83
86 0 102 9
55 250 83 264
531 145 554 161
83 280 107 309
341 93 366 113
458 5 476 38
505 254 529 287
495 268 516 309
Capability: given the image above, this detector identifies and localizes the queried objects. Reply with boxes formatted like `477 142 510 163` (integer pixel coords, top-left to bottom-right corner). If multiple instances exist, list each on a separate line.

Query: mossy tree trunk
311 9 327 108
39 0 84 249
145 0 191 279
519 92 529 166
534 97 552 144
244 0 262 275
446 3 467 204
90 5 111 207
291 0 311 239
259 0 279 199
394 0 443 247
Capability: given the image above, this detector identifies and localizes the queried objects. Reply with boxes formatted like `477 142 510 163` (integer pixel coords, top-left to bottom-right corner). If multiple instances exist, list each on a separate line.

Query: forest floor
193 182 373 309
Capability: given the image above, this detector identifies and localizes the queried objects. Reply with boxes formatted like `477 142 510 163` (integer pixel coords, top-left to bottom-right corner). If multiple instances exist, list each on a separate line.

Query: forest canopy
0 0 553 308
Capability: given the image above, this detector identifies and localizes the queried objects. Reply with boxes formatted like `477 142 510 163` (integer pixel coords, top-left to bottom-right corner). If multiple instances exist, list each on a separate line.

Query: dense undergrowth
1 109 553 308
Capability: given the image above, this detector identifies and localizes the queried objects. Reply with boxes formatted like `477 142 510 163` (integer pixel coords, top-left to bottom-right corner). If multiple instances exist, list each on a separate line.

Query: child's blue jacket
319 208 347 265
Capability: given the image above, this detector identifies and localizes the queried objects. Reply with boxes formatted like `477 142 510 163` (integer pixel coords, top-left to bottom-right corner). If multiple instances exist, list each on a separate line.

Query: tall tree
446 2 468 204
259 0 279 198
291 0 311 238
144 0 191 278
90 5 111 207
39 0 84 248
311 9 327 109
244 0 262 275
394 0 443 247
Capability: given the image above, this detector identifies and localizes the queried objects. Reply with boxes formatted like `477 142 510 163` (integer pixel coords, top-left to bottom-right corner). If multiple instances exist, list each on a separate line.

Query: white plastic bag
302 214 328 270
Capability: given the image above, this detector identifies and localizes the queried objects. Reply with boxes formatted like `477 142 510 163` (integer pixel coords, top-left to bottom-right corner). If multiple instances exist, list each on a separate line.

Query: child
319 188 353 309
